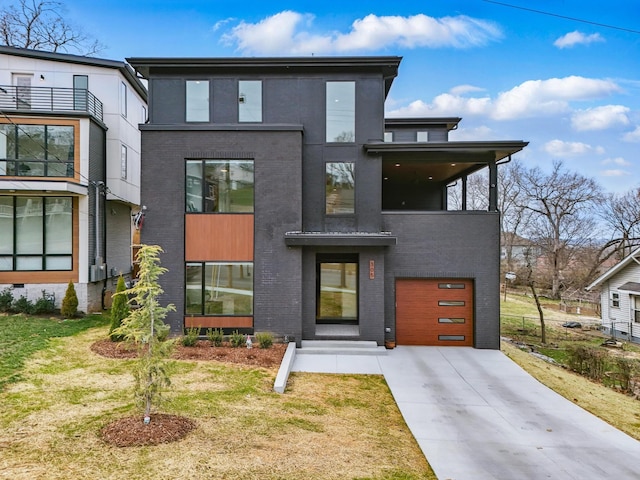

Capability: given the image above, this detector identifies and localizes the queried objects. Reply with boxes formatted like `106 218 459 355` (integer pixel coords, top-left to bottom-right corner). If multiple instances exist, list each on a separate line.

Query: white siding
599 262 640 340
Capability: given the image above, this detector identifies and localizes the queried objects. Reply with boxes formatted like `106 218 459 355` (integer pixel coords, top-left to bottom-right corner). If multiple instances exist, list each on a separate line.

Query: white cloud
492 76 621 120
220 11 502 55
387 76 622 121
554 31 604 49
602 157 631 167
601 169 627 177
450 84 485 95
623 126 640 142
571 105 630 131
449 125 494 141
542 139 597 157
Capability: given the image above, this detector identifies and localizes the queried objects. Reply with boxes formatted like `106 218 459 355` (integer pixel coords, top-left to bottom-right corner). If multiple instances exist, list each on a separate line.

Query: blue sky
62 0 639 193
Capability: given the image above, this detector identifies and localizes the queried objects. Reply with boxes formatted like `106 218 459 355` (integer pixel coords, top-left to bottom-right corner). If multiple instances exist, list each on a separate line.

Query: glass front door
316 254 358 325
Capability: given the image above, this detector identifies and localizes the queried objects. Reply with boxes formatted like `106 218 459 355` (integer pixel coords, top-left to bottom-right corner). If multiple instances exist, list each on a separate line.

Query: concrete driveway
292 346 640 479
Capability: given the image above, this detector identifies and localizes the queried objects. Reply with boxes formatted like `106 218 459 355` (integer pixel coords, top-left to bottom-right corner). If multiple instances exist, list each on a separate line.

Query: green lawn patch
0 313 108 390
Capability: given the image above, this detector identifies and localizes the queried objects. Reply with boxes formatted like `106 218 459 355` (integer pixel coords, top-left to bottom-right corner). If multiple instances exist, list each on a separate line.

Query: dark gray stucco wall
106 200 132 277
383 211 501 349
140 127 303 335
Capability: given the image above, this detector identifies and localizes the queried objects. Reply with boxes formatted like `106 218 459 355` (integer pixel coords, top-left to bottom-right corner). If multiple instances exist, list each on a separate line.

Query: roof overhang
0 180 88 195
284 231 397 247
384 117 462 132
127 56 402 97
366 140 528 184
618 282 640 294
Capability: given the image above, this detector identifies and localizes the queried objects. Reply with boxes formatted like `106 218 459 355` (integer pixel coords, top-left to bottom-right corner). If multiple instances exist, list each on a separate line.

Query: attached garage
396 278 474 346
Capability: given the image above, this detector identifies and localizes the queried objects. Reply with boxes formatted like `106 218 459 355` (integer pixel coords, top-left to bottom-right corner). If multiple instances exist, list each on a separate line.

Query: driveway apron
378 346 640 480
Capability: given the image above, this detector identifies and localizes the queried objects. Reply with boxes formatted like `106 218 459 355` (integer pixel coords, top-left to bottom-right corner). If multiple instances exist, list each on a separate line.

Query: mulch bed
100 414 196 447
93 338 287 447
91 339 287 367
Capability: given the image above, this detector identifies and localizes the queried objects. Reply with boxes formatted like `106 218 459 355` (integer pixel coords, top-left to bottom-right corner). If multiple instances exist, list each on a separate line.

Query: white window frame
120 81 127 118
120 144 127 179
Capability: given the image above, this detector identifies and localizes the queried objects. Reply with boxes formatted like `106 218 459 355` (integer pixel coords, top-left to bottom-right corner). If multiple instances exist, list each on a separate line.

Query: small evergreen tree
112 245 175 423
109 275 129 341
61 281 78 318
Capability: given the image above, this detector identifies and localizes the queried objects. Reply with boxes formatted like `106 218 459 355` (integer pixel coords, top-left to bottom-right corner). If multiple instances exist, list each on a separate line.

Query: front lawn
0 318 434 480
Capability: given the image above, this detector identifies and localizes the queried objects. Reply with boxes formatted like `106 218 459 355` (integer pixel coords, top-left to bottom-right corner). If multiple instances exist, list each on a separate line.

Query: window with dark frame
316 254 358 324
185 262 253 316
0 196 72 271
185 159 254 213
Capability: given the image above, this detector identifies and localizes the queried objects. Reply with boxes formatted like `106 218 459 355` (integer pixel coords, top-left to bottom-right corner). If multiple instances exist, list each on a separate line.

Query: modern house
128 56 527 348
587 246 640 343
0 46 147 312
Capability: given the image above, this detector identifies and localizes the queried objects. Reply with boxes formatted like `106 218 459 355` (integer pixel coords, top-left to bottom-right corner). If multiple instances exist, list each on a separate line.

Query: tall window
316 255 358 323
120 145 127 179
325 162 355 214
0 196 72 271
634 297 640 323
186 262 253 316
73 75 88 111
238 80 262 122
186 80 209 122
120 81 127 118
326 81 355 143
0 124 74 177
611 291 620 308
186 160 254 213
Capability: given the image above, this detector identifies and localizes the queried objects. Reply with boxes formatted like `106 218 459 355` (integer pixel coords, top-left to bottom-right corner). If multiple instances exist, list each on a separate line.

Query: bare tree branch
0 0 104 55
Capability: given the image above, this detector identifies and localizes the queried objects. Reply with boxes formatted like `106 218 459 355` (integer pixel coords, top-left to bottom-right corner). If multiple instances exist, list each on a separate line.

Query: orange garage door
396 278 473 346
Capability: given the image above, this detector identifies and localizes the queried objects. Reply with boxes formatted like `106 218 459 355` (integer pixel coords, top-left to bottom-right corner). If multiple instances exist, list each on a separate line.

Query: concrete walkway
291 346 640 480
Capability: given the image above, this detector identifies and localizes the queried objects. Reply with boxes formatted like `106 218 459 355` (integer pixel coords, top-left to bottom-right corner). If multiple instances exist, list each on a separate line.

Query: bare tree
517 160 603 299
0 0 103 55
498 159 530 272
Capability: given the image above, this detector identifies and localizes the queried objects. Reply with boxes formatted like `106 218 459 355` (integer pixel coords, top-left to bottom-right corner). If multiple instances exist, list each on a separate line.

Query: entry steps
298 340 387 356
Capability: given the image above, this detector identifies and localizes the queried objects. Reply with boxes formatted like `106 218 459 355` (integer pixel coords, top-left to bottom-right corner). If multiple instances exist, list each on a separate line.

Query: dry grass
0 326 434 480
502 341 640 440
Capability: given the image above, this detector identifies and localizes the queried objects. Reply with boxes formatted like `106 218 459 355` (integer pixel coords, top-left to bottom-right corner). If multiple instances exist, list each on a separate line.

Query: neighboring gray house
128 56 527 349
587 247 640 343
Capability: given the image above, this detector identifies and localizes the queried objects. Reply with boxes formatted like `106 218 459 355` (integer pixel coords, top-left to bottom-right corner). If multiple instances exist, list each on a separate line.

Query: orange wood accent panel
396 278 473 346
184 316 253 328
185 215 253 261
0 197 79 284
0 118 80 182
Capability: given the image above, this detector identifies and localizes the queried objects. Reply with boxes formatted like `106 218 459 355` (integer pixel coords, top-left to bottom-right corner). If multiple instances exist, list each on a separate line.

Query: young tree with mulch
109 275 129 342
112 245 175 424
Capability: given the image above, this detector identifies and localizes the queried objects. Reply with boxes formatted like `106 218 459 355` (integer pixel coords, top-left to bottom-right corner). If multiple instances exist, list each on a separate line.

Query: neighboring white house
587 246 640 343
0 46 147 312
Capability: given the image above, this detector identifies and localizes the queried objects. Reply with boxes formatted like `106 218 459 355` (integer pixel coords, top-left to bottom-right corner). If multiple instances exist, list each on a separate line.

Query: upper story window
120 81 127 118
326 162 355 214
0 123 74 177
417 131 429 142
238 80 262 122
73 75 88 111
186 160 254 213
326 81 355 143
186 80 209 122
120 145 127 179
0 196 72 271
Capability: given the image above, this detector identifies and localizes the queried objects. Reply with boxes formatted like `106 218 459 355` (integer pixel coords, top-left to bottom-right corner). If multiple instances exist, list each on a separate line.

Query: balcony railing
0 85 103 122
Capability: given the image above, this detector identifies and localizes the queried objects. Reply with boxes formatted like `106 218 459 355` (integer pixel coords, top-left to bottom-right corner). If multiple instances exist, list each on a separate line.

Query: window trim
610 291 620 308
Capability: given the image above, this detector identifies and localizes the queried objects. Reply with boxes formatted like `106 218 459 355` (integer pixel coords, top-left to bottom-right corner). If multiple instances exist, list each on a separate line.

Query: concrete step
298 340 387 355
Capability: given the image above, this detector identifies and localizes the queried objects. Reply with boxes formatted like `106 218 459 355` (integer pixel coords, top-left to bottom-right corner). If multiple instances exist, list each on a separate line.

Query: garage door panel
396 278 473 346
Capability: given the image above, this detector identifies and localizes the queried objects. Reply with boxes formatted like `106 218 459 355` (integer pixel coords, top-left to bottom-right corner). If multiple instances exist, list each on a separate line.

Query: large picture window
326 81 355 143
316 255 358 324
0 124 74 177
186 80 209 122
186 160 254 213
0 196 72 271
326 162 355 214
186 262 253 316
